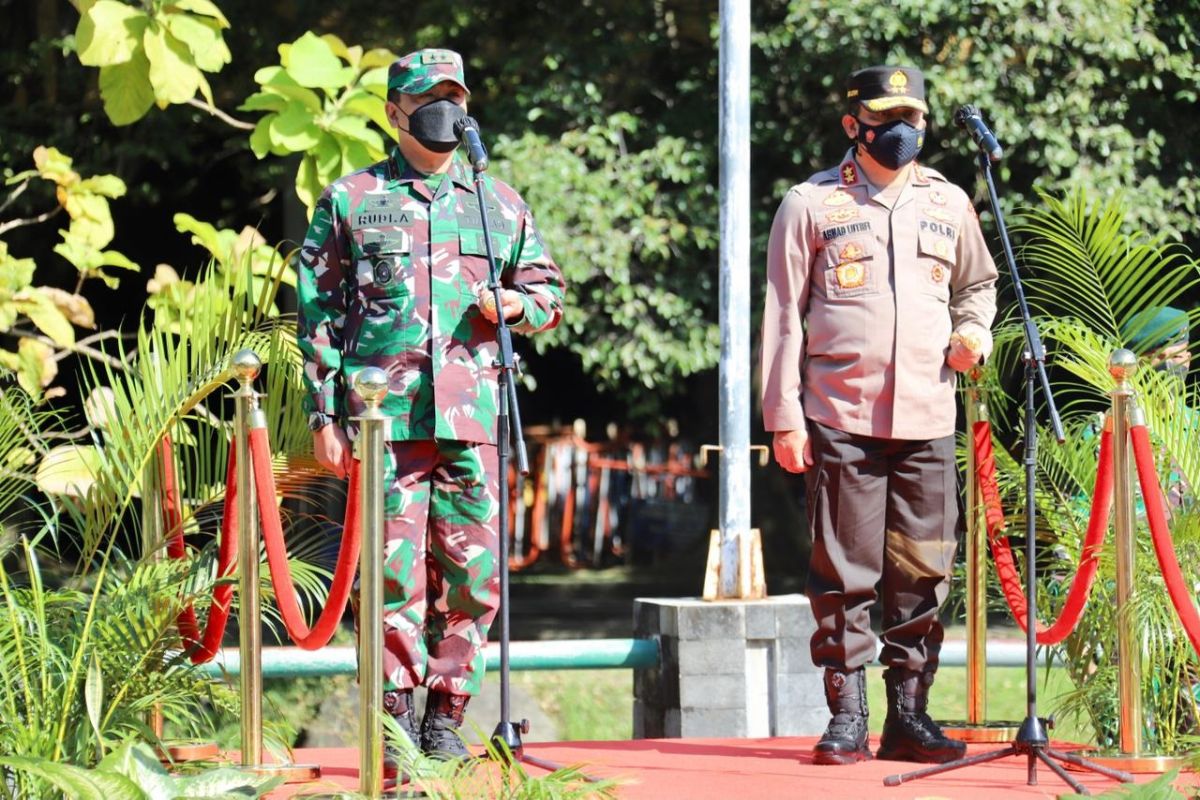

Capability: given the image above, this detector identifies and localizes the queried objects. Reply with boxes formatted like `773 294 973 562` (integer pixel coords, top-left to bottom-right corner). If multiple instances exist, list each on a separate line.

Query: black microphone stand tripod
884 124 1134 795
465 128 595 780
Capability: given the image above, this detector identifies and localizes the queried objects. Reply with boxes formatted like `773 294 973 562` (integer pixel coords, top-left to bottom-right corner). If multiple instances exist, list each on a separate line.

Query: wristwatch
308 412 334 432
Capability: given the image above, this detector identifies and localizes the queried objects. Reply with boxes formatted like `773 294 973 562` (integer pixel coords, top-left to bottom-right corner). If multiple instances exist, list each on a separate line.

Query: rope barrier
250 426 362 651
974 420 1113 644
1131 423 1200 658
160 437 237 664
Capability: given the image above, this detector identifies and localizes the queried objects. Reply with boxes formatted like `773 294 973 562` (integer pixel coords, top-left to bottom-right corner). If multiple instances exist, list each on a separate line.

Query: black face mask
856 117 925 170
401 99 463 153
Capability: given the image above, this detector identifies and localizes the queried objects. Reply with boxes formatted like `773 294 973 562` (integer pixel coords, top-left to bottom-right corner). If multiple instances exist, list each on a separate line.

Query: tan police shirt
761 149 998 440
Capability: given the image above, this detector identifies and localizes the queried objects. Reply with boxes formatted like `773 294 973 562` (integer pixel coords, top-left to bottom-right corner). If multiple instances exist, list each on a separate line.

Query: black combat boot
813 667 871 765
876 667 967 763
420 690 471 760
382 689 419 779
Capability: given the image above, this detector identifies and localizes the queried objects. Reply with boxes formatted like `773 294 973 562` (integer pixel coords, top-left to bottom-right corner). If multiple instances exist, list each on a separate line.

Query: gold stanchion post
941 379 1018 742
230 349 320 782
353 368 389 798
1083 349 1186 773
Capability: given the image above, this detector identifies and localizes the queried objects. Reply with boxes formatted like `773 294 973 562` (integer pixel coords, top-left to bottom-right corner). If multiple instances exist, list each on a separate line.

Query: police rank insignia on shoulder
841 163 858 185
929 189 948 205
824 189 854 207
835 262 866 289
824 207 860 224
373 259 394 286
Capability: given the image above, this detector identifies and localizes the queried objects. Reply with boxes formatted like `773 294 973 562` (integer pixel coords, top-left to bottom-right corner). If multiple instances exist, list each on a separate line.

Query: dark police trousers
803 420 959 671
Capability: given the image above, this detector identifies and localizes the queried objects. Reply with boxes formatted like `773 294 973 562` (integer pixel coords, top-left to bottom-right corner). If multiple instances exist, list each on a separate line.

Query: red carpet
273 737 1196 799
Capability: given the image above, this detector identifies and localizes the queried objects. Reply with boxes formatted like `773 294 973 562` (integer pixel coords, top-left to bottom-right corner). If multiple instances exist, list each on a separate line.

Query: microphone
953 104 1003 162
454 115 489 173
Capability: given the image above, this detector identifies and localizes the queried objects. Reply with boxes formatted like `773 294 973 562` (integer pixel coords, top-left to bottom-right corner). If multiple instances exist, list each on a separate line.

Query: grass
500 664 1095 745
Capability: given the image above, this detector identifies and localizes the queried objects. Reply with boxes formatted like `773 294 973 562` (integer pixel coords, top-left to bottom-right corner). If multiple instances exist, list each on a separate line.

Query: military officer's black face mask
855 117 925 170
401 98 463 153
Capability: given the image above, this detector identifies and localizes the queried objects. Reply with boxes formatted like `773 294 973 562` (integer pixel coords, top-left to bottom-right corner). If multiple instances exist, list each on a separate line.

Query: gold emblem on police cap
835 263 866 289
889 70 908 94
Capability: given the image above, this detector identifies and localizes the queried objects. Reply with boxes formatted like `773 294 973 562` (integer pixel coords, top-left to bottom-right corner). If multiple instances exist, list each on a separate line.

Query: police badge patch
373 259 394 286
824 189 854 207
835 262 867 289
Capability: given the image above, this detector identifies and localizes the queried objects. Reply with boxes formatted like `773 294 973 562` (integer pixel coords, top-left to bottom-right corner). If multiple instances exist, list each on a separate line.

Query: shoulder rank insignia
839 241 866 262
841 162 858 186
824 207 860 224
824 189 854 207
835 262 867 289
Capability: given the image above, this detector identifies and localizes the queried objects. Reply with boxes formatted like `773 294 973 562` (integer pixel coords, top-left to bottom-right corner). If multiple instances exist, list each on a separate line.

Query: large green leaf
251 66 323 112
0 756 144 800
98 47 156 126
143 25 201 105
169 0 230 28
77 174 128 198
237 91 288 113
15 290 76 347
36 444 104 496
268 103 322 152
163 12 230 72
281 32 354 89
0 243 37 296
97 742 178 800
76 0 147 67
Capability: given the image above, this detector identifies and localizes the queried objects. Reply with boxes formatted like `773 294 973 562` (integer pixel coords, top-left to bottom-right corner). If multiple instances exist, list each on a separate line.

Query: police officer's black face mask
855 117 925 170
401 98 463 153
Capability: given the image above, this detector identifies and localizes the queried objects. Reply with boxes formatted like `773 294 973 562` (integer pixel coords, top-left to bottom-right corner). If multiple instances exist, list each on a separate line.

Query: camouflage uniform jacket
297 148 564 443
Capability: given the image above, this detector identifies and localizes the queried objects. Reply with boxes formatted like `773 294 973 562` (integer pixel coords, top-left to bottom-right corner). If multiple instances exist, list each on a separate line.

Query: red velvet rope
250 426 362 651
974 419 1114 644
1130 424 1200 657
160 437 237 664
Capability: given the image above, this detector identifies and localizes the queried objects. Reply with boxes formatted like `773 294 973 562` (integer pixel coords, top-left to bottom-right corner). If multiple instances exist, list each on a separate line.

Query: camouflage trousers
378 439 500 696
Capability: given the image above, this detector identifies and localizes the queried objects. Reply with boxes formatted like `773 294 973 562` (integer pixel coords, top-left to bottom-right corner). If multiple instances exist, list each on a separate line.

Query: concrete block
774 595 814 638
660 604 678 638
665 708 681 737
633 600 660 636
774 671 828 736
774 637 814 675
677 638 746 676
680 674 748 710
676 601 746 641
680 707 746 739
745 602 776 639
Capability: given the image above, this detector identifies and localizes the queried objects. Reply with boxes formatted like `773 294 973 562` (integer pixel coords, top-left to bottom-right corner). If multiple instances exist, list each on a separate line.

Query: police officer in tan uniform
760 65 998 765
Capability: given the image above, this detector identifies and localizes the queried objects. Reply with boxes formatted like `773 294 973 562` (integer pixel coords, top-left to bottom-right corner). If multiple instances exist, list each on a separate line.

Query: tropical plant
970 188 1200 752
0 740 281 799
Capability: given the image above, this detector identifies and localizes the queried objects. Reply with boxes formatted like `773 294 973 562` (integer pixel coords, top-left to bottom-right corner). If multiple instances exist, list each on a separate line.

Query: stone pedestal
633 594 826 738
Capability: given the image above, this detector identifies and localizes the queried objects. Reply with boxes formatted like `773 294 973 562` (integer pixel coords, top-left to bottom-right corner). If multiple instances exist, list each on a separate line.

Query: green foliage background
3 0 1197 422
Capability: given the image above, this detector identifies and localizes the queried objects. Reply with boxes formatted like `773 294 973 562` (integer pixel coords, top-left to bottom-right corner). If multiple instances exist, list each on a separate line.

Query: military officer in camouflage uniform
760 65 998 765
297 48 564 766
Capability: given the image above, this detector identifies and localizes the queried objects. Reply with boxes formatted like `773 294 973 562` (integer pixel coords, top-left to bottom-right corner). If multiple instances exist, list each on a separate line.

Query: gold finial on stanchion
940 373 1018 743
229 349 320 782
354 367 389 799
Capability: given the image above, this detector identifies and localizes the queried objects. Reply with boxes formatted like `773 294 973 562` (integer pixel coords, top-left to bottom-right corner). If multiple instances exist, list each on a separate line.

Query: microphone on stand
953 104 1003 162
454 115 489 173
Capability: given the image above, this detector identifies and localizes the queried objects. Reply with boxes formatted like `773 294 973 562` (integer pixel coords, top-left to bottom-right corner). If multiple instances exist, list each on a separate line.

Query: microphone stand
470 156 590 779
884 150 1133 794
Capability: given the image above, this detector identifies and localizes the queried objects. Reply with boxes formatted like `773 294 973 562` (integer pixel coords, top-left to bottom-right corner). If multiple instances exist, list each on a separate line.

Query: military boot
382 689 419 779
876 667 967 763
813 667 871 765
420 691 471 760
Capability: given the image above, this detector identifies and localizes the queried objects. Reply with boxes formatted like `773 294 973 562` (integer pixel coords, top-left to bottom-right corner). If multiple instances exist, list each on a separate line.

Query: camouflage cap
387 48 470 95
846 65 928 114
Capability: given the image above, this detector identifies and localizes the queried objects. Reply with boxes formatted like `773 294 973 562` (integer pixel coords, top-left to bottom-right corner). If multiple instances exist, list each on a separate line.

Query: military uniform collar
388 147 477 196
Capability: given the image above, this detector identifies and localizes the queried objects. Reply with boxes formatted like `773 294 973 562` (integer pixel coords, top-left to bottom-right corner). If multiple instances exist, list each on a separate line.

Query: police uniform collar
911 161 931 186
